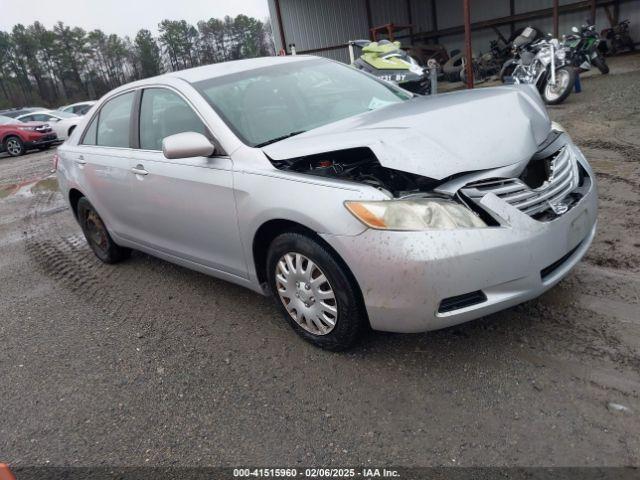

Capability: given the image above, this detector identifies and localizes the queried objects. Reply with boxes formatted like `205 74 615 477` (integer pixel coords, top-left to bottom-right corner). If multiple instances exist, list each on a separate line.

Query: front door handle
131 164 148 176
76 154 86 165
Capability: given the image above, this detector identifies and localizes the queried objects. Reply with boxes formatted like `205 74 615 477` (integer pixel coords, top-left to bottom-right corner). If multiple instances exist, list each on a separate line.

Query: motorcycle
348 40 431 95
564 21 609 74
600 19 635 55
500 27 576 105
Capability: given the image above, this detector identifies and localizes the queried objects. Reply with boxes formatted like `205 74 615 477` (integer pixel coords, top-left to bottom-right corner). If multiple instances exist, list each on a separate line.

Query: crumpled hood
263 84 551 180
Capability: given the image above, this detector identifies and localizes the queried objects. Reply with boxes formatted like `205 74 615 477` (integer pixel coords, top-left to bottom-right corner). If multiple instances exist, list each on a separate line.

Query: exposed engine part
269 147 439 198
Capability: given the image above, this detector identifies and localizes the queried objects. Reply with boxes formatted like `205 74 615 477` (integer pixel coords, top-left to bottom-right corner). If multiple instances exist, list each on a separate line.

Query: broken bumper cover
321 176 597 333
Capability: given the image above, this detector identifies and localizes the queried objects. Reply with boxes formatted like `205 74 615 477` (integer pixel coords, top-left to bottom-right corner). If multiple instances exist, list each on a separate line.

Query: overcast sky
0 0 271 37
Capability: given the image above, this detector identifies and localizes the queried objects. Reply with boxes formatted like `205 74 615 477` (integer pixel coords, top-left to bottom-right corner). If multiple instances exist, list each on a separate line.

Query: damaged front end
268 147 441 198
267 146 495 230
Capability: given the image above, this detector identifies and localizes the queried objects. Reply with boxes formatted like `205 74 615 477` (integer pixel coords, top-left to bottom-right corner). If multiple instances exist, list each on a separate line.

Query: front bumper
321 168 597 333
25 133 59 149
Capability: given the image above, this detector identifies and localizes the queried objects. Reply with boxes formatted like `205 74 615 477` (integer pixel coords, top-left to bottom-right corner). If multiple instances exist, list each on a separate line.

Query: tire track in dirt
23 190 131 319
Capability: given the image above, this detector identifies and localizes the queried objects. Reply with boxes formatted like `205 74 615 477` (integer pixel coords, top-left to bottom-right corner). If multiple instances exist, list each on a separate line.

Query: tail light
52 153 59 172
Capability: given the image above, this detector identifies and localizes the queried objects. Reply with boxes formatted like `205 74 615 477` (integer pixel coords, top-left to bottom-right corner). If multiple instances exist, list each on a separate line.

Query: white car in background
15 110 81 141
58 101 96 116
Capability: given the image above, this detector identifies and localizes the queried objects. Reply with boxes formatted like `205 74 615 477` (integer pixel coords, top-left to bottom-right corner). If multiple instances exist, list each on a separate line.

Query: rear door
72 91 138 238
126 87 247 278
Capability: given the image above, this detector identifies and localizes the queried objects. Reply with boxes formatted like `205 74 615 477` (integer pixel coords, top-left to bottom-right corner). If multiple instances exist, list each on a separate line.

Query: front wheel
542 67 576 105
593 55 609 74
266 232 367 350
4 136 24 157
77 197 131 264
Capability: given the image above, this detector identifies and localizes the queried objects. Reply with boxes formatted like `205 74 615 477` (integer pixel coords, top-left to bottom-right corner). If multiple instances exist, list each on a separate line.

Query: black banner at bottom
3 467 639 480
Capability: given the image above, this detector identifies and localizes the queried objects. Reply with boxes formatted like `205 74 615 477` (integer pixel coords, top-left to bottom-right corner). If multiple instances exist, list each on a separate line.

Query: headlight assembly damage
345 198 486 230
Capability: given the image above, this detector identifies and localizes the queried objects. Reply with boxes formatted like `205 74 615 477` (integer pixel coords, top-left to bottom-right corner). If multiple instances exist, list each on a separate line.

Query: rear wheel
77 197 131 264
542 67 575 105
4 136 24 157
593 55 609 74
266 232 366 350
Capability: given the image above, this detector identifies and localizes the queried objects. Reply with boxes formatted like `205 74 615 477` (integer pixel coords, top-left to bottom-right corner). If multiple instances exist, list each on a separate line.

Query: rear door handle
131 164 148 176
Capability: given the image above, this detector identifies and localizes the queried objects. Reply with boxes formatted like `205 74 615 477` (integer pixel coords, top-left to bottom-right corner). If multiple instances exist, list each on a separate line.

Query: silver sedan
56 56 597 350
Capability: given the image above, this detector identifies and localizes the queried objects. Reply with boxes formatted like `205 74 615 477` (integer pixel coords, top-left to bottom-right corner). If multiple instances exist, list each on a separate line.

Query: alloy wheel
6 138 22 156
545 69 570 102
275 252 338 335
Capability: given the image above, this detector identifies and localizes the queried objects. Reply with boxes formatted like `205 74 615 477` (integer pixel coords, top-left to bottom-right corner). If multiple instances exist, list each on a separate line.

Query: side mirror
572 26 579 33
162 131 215 159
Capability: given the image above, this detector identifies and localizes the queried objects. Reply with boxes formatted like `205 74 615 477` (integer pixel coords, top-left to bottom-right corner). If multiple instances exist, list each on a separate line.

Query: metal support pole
431 0 439 43
463 0 474 89
553 0 559 38
406 0 414 45
365 0 373 40
590 0 597 24
274 0 287 54
509 0 515 36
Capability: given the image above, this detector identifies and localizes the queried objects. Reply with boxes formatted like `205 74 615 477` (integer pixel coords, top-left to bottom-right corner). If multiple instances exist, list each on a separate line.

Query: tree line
0 15 274 109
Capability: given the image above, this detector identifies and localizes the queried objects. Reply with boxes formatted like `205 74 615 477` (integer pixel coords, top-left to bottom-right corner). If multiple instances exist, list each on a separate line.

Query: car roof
140 55 318 85
61 101 96 108
16 110 57 118
1 108 41 118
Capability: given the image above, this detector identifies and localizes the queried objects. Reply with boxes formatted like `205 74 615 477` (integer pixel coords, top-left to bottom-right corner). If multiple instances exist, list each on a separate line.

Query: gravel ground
0 55 639 469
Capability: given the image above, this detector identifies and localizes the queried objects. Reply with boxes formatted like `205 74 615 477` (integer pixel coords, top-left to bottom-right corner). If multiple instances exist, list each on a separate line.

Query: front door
125 87 247 278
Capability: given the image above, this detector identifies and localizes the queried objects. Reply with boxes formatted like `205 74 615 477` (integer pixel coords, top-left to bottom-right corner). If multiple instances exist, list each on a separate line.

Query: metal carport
268 0 640 88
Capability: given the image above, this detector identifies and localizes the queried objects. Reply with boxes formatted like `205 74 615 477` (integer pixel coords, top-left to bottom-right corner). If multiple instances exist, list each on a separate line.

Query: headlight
18 126 37 131
345 198 486 231
551 121 565 133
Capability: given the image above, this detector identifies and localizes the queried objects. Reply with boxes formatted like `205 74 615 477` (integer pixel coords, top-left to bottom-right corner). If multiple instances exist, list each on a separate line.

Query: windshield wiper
254 130 306 148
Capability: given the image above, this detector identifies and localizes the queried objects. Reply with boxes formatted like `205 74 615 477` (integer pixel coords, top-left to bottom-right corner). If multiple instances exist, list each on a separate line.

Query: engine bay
269 147 439 197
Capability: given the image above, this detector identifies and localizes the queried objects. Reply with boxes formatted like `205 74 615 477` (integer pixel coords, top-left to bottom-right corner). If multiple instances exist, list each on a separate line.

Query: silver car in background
56 56 597 350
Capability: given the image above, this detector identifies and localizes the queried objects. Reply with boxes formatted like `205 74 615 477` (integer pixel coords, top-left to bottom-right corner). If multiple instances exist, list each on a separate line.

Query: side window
81 114 98 146
96 92 135 148
20 115 35 122
35 114 54 122
139 88 207 151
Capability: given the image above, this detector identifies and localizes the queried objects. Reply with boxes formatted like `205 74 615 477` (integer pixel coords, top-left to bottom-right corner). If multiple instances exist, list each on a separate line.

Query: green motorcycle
349 40 431 95
564 21 609 74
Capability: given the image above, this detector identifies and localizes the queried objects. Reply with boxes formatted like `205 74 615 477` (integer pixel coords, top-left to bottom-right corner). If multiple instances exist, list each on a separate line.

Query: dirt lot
1 55 639 469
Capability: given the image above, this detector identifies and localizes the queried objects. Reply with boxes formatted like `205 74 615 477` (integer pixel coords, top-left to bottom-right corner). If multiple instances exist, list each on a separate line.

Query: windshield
193 58 411 147
0 115 15 125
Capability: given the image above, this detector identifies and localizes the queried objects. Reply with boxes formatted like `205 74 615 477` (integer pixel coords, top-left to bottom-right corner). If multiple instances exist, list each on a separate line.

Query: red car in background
0 114 58 157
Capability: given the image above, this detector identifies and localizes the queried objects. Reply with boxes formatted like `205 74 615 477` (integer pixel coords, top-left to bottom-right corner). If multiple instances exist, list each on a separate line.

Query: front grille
461 147 579 218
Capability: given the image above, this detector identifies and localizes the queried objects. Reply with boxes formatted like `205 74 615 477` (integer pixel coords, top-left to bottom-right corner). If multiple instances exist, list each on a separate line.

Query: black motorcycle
564 21 609 74
600 19 635 55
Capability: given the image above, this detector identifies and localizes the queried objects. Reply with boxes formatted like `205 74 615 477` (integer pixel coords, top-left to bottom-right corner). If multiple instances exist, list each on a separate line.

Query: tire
541 67 576 105
3 136 24 157
77 197 131 264
266 232 367 351
443 52 465 82
593 55 609 74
